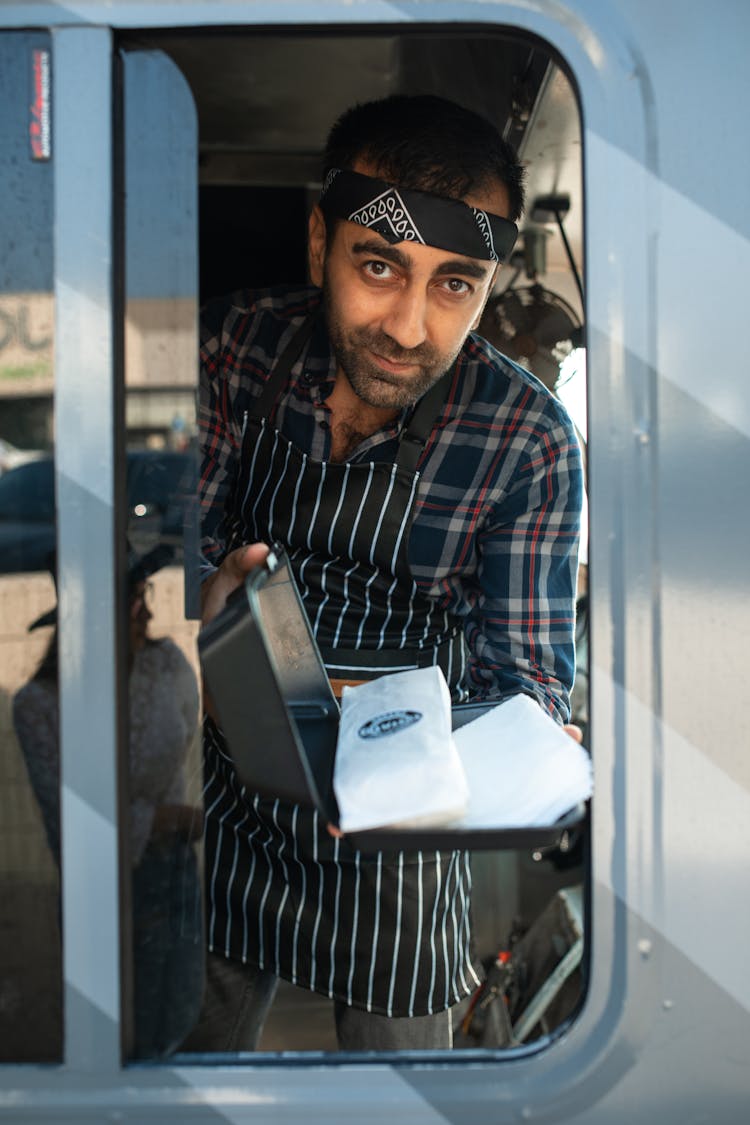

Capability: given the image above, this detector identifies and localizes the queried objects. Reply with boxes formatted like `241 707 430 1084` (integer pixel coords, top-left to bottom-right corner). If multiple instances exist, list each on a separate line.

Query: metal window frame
0 3 681 1122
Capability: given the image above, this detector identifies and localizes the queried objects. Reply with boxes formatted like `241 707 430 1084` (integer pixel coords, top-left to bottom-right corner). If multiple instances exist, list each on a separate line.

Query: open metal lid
198 548 341 819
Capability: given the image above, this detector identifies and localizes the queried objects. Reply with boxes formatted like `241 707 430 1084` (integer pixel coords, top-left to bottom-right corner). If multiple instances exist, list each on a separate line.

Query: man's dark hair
323 94 525 223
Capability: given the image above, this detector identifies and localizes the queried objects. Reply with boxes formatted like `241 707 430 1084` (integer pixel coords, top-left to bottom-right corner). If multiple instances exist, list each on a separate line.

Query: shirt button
319 419 330 431
301 371 313 385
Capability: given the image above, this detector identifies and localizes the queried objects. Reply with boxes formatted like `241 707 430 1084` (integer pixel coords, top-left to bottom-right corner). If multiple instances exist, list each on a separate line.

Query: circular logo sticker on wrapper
358 710 423 740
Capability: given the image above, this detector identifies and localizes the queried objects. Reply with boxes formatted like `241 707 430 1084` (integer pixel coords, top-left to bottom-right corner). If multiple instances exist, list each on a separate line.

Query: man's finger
227 542 270 579
201 543 270 625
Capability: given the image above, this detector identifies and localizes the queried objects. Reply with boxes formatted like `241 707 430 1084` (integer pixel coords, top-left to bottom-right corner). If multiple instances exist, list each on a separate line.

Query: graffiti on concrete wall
0 294 54 393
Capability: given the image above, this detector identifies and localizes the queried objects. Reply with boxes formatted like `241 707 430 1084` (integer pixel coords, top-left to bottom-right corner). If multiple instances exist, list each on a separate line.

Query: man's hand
200 543 271 723
201 543 270 627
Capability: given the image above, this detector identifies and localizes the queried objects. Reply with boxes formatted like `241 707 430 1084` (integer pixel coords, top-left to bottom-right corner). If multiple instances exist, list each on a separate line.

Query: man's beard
323 279 458 410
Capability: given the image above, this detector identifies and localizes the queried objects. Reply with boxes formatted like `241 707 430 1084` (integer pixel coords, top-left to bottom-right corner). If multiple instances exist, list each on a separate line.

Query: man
190 94 583 1052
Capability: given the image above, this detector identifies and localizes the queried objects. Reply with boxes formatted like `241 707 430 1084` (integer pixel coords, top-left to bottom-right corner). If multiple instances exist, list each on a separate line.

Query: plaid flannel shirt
199 285 583 722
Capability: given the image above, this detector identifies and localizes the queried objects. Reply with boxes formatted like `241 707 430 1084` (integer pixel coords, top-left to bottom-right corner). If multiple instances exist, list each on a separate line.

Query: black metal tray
198 550 586 853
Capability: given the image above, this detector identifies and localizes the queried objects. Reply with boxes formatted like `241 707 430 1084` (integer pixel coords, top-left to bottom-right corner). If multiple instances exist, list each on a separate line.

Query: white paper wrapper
453 693 593 827
333 666 469 833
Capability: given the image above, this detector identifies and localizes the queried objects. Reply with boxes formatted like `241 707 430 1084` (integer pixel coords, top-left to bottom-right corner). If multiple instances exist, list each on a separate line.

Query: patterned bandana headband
319 168 518 263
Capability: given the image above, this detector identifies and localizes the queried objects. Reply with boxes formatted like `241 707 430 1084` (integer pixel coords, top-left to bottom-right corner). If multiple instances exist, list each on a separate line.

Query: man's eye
442 278 472 295
363 260 394 279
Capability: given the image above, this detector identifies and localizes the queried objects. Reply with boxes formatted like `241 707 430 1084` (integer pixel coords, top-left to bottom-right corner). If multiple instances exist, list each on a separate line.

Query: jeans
182 951 454 1052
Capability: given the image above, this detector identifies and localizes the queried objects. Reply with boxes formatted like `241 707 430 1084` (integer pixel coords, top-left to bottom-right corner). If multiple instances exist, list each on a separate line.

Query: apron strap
250 313 319 422
395 365 455 475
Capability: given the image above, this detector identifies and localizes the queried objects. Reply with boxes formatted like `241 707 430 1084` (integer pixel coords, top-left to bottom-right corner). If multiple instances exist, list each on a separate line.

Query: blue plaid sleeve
198 295 246 575
465 404 583 722
408 340 583 723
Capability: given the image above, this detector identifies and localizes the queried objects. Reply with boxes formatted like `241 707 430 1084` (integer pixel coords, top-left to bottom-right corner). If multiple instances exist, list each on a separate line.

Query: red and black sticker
30 48 51 161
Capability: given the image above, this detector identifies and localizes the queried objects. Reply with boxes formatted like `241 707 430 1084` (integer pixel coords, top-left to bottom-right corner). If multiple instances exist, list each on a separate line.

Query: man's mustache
355 327 438 365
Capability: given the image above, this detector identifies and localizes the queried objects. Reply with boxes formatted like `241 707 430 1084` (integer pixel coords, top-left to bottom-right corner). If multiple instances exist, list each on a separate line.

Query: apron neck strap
251 312 319 422
395 365 455 475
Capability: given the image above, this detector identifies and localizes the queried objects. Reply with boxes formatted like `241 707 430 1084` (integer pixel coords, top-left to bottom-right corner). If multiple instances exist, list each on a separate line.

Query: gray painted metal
1 0 749 1121
52 25 122 1073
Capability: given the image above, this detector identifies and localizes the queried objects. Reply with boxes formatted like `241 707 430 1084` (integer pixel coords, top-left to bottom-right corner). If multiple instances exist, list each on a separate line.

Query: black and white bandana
319 168 518 263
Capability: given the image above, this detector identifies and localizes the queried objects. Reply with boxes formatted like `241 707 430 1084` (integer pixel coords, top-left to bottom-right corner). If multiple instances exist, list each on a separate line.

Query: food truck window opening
127 24 591 1060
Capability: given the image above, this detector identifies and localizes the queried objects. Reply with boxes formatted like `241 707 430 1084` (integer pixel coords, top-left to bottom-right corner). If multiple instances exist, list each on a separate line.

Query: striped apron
203 316 482 1016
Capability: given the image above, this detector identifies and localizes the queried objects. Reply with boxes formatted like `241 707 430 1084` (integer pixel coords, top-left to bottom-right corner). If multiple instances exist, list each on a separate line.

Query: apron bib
228 312 467 692
203 313 479 1015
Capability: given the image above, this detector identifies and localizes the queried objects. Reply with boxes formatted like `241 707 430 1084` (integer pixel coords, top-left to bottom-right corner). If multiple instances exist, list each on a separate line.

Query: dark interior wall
199 185 308 304
158 31 551 306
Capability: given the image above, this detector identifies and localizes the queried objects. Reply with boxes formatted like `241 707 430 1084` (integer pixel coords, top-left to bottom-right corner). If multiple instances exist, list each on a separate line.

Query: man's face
310 162 509 412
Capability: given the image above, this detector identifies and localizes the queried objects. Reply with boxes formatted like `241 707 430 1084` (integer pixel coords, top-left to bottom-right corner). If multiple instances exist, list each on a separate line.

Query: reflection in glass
0 451 195 578
0 30 60 1063
122 47 204 1058
1 571 62 1062
11 550 204 1059
125 550 204 1058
